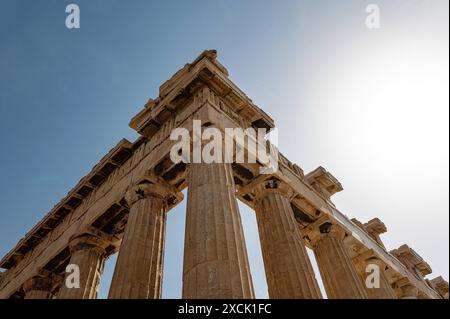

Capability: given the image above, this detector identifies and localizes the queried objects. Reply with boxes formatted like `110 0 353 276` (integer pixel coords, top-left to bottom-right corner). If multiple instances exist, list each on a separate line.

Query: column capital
23 276 58 294
252 178 296 202
58 234 107 299
305 217 347 248
352 249 376 266
352 250 389 275
124 179 182 207
68 233 109 256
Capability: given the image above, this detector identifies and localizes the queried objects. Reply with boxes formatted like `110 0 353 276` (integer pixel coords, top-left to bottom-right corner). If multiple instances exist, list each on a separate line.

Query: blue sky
0 0 448 298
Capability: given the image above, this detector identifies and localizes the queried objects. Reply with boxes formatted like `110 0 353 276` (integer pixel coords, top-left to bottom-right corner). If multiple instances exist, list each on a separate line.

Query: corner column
308 220 368 299
58 234 108 299
182 163 255 299
252 179 322 298
109 182 174 299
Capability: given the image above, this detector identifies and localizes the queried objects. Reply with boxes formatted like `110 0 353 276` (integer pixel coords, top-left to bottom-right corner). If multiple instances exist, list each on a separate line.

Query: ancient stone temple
0 50 447 299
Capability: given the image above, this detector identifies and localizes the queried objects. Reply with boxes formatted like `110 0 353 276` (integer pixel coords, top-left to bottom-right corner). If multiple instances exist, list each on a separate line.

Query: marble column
58 234 108 299
109 182 170 299
309 221 368 299
182 163 254 299
23 277 56 299
354 255 397 299
252 179 322 299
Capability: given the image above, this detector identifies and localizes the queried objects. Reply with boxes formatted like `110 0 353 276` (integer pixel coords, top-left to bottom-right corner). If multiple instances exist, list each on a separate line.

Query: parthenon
0 50 447 299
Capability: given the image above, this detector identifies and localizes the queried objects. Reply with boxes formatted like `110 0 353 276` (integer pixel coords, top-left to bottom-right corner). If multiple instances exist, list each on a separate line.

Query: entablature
0 139 135 271
129 50 274 139
390 244 433 278
305 166 343 201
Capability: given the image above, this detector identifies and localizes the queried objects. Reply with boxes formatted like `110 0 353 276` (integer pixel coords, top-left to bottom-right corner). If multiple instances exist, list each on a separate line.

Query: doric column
308 221 368 299
23 276 57 299
108 181 175 299
252 178 322 299
353 252 397 299
58 234 108 299
182 163 254 299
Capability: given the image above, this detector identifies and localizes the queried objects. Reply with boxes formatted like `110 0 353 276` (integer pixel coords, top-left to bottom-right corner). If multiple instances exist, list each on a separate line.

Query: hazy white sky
269 2 448 295
0 0 448 299
275 1 449 285
165 0 450 297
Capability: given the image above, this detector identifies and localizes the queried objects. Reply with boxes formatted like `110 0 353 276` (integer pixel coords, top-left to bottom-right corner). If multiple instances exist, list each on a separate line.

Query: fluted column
23 276 57 299
353 253 397 299
108 182 174 299
182 163 254 299
308 221 368 299
252 178 322 299
58 234 108 299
